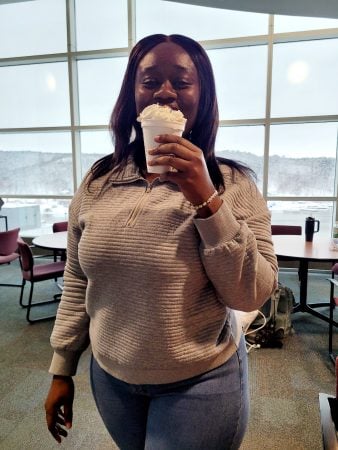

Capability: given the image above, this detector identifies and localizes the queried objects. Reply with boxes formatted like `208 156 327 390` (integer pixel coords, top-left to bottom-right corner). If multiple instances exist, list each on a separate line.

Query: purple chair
52 221 68 262
271 225 302 279
17 239 65 323
328 263 338 363
271 225 302 235
0 228 22 287
52 221 68 233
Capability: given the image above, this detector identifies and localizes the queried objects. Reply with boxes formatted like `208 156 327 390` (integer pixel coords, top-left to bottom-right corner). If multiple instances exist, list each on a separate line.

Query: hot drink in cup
137 105 186 174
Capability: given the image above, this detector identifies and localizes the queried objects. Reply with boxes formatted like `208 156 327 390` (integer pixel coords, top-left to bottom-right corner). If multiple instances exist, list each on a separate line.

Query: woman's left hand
148 134 218 207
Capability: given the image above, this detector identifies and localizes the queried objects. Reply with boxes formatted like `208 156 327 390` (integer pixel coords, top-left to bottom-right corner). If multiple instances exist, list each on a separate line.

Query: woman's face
135 42 200 134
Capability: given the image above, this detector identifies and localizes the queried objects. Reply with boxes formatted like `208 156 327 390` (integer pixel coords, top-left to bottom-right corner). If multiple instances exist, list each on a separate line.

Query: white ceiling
164 0 338 19
0 0 35 4
1 0 337 19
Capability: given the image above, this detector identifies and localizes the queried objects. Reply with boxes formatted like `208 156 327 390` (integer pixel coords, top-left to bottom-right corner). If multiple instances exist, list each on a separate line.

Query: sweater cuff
49 350 82 376
193 201 240 248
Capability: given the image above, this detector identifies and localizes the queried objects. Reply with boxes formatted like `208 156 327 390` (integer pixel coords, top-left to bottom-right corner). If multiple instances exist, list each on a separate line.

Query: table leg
293 259 308 312
293 259 338 327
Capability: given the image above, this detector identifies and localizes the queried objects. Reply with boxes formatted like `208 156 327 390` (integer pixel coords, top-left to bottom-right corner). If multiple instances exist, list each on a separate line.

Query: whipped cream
137 104 186 124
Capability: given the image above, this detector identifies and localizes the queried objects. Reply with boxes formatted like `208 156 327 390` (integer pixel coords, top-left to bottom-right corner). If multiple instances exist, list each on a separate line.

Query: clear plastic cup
141 119 186 173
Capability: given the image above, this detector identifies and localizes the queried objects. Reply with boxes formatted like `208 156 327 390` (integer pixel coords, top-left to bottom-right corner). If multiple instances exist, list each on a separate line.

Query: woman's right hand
44 375 74 443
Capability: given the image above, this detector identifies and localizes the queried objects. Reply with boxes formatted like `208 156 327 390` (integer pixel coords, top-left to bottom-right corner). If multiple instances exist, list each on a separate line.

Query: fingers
46 411 63 443
154 133 195 148
45 412 58 442
46 407 71 443
148 146 206 176
148 153 184 173
45 376 74 443
149 133 215 203
148 137 203 171
149 144 191 164
63 402 73 429
53 423 69 442
153 134 200 158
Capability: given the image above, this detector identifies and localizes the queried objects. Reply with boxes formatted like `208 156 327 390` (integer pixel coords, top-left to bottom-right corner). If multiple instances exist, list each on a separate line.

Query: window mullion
128 0 136 50
262 14 274 198
66 0 82 190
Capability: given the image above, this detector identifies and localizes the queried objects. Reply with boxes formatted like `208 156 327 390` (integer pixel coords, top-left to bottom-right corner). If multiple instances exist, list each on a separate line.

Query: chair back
53 221 68 233
17 239 34 273
331 263 338 275
271 225 302 235
0 228 20 256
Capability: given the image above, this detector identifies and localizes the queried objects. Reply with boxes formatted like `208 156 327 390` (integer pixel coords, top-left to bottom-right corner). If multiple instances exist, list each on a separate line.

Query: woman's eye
142 79 158 88
174 80 191 89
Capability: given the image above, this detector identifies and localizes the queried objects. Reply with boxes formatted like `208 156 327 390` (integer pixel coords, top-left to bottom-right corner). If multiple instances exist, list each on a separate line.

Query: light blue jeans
90 336 249 450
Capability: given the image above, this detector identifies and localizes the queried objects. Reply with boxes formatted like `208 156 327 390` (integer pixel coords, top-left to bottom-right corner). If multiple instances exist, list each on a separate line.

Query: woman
45 34 278 449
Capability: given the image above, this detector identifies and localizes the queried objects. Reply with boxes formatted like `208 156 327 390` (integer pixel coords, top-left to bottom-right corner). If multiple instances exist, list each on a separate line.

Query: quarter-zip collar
108 157 143 185
107 157 180 193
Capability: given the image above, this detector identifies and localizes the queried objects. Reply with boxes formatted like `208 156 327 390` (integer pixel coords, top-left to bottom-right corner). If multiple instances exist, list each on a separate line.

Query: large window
215 126 265 190
75 0 128 51
0 62 70 128
0 132 73 196
208 46 268 120
271 39 338 117
0 0 67 58
77 57 128 126
80 130 112 175
0 0 338 236
269 123 337 197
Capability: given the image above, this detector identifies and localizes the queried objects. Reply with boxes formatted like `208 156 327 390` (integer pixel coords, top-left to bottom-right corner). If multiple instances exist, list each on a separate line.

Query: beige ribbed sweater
49 160 278 384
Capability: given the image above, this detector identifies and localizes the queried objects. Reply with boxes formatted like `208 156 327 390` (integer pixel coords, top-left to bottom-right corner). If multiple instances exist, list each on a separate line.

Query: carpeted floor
0 259 337 450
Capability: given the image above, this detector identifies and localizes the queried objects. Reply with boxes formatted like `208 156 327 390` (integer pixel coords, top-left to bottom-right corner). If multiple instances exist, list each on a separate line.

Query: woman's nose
153 80 177 105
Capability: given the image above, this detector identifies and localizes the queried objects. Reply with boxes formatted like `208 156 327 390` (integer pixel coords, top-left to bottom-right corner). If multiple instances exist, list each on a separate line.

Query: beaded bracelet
191 190 218 211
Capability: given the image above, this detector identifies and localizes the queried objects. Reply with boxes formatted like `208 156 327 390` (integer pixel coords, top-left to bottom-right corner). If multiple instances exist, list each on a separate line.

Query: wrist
53 374 72 380
195 195 223 218
190 190 218 211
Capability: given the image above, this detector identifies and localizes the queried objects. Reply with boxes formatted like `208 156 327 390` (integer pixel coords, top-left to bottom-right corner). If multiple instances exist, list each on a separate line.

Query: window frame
0 0 337 233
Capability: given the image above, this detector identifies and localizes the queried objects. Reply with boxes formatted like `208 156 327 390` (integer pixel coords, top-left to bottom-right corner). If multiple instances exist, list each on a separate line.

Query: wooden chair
0 228 22 287
17 239 65 323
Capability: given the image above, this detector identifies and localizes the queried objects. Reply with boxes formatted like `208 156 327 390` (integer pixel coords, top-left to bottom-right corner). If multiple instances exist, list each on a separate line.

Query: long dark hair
87 34 253 191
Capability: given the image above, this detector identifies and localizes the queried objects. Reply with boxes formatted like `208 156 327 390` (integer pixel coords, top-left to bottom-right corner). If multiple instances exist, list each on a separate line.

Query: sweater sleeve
193 176 278 312
49 183 90 376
